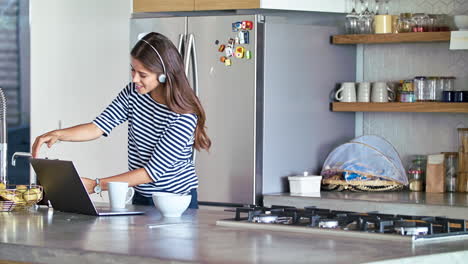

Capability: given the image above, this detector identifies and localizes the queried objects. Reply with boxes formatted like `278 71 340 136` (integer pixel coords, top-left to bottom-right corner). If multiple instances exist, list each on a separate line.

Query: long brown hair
131 32 211 151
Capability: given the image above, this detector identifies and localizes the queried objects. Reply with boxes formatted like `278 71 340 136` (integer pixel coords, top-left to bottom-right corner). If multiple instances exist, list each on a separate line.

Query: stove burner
396 226 429 236
230 205 468 241
318 219 339 229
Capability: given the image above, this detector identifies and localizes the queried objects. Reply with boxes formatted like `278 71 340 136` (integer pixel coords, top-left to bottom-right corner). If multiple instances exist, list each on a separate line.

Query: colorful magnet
218 44 225 52
225 59 232 66
235 46 245 59
232 22 242 32
225 46 233 57
220 56 227 63
234 37 239 44
242 21 253 30
228 38 235 45
238 31 245 44
243 31 249 44
215 40 220 45
245 50 252 60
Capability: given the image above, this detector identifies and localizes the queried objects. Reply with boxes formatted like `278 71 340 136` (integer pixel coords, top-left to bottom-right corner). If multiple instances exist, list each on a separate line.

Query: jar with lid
426 77 438 101
413 76 427 102
408 155 426 191
398 13 413 33
442 152 458 192
457 128 468 192
412 13 429 32
435 77 445 101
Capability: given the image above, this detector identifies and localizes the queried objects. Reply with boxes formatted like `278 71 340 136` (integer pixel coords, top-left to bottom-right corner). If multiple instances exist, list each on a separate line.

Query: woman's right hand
32 130 62 158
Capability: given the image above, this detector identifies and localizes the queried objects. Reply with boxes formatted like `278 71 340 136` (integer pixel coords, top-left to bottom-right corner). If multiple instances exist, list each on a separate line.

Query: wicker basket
0 185 43 211
321 177 404 192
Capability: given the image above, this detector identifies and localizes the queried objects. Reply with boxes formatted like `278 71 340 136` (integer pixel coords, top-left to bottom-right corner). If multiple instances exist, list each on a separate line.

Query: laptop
30 158 144 216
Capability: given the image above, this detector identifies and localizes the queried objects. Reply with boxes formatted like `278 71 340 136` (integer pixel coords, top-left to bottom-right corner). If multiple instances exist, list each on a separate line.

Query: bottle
408 156 426 191
442 152 458 192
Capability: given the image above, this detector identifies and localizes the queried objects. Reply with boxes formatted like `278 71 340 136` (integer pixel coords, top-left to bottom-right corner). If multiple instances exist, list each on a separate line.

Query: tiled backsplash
359 0 468 168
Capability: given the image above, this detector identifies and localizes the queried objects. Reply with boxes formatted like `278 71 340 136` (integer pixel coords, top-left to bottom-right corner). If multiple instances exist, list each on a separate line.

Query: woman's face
131 57 159 94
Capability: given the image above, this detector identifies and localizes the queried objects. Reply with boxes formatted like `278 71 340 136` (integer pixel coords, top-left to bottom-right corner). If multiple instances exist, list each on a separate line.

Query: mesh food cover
321 135 408 185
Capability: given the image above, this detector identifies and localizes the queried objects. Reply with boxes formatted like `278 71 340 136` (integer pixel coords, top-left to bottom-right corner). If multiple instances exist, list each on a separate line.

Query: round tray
321 178 404 192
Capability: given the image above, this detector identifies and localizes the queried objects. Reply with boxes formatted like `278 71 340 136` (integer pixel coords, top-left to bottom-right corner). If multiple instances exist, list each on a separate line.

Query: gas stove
216 205 468 243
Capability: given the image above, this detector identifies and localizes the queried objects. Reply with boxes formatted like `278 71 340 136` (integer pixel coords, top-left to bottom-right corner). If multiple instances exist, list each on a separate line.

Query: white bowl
454 15 468 30
152 192 191 217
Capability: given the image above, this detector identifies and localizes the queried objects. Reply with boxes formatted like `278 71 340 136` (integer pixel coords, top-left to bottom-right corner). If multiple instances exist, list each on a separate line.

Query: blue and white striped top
93 83 198 197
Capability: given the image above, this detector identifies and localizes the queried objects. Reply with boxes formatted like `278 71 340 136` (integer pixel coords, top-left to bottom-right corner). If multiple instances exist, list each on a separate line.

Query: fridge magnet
242 21 253 30
238 31 245 44
224 59 232 66
218 44 225 52
235 47 245 59
228 38 235 45
225 46 234 57
245 50 252 60
235 37 239 44
232 22 242 32
215 40 220 45
243 31 249 44
220 56 227 63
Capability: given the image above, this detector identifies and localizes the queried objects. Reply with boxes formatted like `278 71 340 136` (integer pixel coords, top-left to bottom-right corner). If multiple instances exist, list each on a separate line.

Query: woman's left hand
81 177 95 194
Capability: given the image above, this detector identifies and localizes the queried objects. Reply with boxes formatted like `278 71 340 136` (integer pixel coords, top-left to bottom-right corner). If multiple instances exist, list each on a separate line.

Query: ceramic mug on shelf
371 82 395 103
335 82 356 102
357 82 371 102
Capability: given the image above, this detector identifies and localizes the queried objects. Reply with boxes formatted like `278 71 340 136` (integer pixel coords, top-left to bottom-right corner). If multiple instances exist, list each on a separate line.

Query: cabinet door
195 0 259 11
133 0 194 12
260 0 346 13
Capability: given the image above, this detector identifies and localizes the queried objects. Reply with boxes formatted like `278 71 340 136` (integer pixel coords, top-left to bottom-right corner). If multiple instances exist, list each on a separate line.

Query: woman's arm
32 123 103 158
81 168 152 194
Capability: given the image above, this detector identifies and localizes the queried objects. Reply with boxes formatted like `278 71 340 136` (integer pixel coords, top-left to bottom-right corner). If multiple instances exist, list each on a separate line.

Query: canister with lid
413 76 427 102
442 152 458 192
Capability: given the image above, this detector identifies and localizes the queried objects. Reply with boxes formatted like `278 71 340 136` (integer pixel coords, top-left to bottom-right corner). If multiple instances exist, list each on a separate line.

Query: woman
31 32 211 209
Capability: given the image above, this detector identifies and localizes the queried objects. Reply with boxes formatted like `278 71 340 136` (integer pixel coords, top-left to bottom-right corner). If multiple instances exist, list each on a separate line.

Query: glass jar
426 77 438 101
435 77 445 101
442 152 458 192
457 128 468 192
412 13 429 32
398 13 413 33
408 156 426 192
413 76 427 102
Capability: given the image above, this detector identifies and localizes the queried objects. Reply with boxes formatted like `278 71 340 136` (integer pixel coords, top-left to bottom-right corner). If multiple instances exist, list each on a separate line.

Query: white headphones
139 38 167 84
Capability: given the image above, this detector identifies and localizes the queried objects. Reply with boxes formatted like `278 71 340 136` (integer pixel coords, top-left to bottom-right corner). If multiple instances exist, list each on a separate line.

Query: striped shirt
93 83 198 197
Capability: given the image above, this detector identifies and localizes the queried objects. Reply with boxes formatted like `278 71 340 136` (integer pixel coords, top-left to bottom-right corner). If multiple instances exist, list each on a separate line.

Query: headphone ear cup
158 74 167 83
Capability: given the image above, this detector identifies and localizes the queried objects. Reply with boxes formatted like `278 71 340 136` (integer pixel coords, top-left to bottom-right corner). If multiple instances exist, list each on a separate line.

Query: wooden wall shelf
331 102 468 113
331 32 451 44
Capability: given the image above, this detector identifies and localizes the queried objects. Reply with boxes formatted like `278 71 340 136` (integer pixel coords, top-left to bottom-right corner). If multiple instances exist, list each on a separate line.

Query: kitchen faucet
0 88 6 184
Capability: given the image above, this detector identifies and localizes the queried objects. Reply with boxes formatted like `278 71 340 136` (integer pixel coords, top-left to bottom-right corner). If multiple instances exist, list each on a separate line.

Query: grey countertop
1 204 468 264
264 192 468 219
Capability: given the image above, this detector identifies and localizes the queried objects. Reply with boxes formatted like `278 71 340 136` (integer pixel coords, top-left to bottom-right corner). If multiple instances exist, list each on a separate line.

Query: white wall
30 0 131 202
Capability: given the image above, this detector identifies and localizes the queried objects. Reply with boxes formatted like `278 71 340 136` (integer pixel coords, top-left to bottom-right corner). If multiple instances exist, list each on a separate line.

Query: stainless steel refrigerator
130 12 356 206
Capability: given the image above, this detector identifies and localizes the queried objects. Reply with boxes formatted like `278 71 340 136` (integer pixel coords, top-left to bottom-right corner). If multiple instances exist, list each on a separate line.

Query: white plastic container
288 172 322 194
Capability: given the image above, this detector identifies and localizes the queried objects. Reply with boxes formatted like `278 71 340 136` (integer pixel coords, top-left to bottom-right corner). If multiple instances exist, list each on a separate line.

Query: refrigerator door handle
184 34 194 76
186 33 199 164
177 33 185 56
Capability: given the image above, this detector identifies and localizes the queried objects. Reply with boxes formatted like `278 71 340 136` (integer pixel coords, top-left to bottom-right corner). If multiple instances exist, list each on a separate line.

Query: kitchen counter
1 205 468 264
264 192 468 219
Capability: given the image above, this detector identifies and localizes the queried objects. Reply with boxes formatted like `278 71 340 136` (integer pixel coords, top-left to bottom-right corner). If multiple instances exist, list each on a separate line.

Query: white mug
357 82 371 102
335 82 356 102
371 82 395 103
108 182 135 209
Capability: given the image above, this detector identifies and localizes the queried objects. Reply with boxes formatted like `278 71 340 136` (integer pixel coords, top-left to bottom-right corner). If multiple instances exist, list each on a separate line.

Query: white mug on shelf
108 182 135 209
335 82 356 102
371 82 395 103
357 82 371 102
